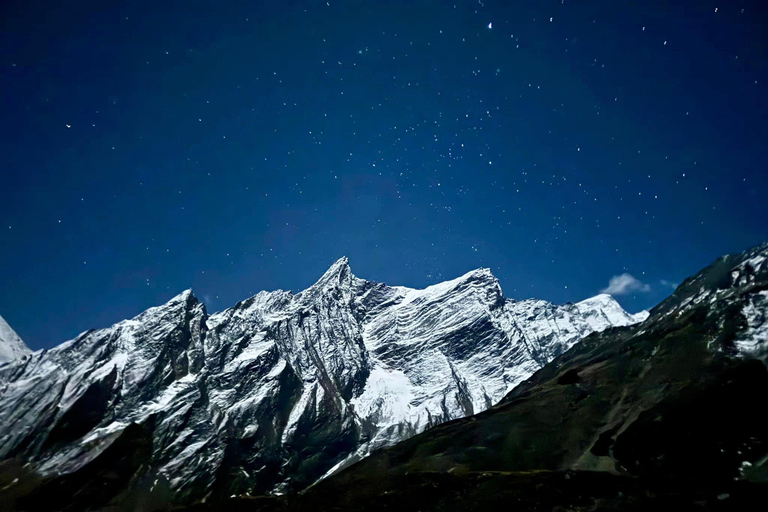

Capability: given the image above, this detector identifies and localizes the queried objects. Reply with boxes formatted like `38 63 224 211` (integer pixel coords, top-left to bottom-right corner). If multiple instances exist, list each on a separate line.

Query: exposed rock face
0 259 643 503
0 315 30 364
300 243 768 512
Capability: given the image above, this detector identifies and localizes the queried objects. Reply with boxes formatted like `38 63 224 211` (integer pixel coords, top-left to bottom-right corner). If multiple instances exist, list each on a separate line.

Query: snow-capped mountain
0 258 644 502
0 314 30 364
239 247 768 512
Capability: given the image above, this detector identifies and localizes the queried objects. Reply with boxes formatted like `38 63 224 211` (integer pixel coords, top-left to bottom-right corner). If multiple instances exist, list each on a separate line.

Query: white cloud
601 273 651 295
660 279 679 290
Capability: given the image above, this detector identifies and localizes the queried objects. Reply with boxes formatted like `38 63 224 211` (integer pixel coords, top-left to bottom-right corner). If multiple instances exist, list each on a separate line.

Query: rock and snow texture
0 259 645 501
647 243 768 362
736 290 768 359
0 314 30 364
732 247 768 361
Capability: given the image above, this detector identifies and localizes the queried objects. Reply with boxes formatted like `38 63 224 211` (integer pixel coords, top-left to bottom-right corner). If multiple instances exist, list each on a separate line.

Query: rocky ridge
0 258 643 505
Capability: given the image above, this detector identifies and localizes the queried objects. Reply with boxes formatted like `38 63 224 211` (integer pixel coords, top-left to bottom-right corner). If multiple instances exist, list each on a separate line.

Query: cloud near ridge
660 279 679 290
601 273 651 295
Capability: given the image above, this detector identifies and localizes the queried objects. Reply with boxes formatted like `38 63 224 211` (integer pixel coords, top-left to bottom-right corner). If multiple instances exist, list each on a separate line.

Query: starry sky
1 0 766 350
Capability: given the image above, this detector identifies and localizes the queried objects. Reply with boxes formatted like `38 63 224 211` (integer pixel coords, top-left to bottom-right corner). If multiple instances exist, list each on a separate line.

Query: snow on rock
575 294 644 330
0 314 31 364
735 290 768 360
631 310 651 323
0 259 647 501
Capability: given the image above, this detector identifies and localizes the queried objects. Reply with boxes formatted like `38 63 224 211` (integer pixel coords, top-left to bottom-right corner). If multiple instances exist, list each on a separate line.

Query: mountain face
0 315 30 364
264 243 767 511
0 259 642 508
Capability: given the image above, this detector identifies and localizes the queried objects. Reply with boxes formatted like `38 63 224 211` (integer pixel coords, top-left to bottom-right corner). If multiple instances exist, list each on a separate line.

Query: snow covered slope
0 314 30 364
0 259 644 502
297 243 768 512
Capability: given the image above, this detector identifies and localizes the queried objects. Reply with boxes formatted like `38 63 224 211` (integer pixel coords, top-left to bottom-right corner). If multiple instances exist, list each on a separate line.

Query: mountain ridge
0 259 646 507
258 242 766 511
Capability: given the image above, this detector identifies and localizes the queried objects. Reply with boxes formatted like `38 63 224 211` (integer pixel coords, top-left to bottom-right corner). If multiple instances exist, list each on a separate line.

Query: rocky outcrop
0 315 30 364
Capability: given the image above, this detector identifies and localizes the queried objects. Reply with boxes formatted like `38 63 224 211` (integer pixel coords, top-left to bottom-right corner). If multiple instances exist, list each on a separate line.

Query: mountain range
0 258 644 509
2 243 766 511
187 242 768 511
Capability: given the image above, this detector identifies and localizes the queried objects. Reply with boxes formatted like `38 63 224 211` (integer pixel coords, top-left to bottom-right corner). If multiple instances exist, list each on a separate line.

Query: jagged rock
291 243 768 512
0 259 643 504
0 315 30 364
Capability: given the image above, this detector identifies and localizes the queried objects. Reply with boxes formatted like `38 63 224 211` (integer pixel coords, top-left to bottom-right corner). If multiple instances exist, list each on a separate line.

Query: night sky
2 1 766 350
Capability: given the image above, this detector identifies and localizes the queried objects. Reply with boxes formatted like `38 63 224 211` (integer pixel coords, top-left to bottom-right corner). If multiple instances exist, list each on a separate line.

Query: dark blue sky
1 0 766 350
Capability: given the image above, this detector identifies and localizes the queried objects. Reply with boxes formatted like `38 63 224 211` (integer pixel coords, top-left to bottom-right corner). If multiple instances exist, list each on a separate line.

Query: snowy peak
0 257 647 504
314 244 768 512
0 314 31 364
316 256 352 284
300 257 356 295
166 288 200 310
452 267 500 292
578 292 617 305
327 255 351 274
400 267 502 308
576 293 622 311
575 293 644 329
